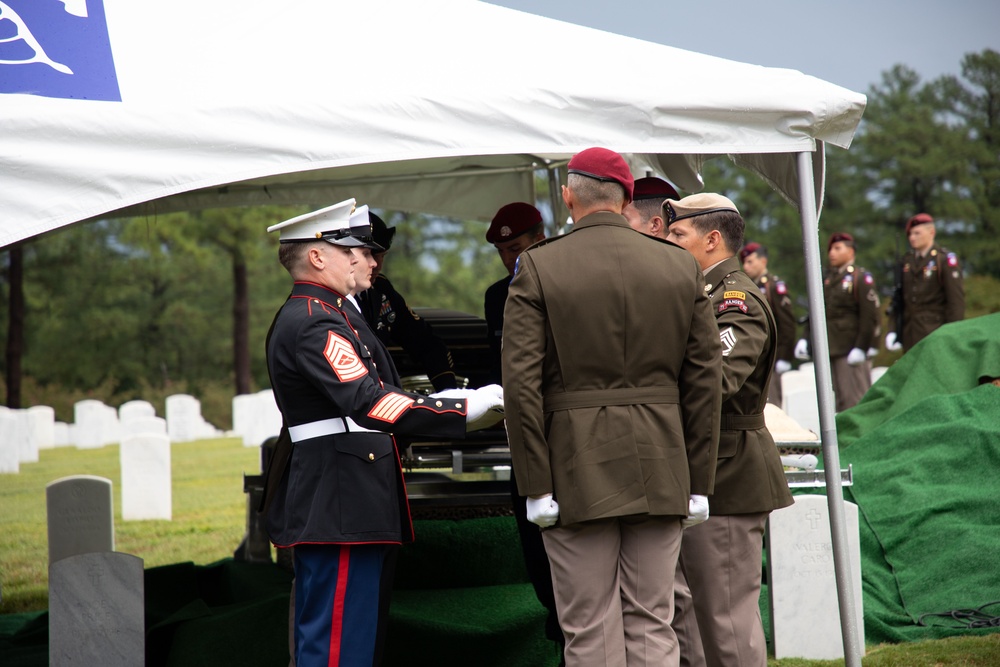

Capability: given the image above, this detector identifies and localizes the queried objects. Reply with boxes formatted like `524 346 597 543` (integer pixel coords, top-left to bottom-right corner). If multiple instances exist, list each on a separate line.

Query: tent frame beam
796 150 863 667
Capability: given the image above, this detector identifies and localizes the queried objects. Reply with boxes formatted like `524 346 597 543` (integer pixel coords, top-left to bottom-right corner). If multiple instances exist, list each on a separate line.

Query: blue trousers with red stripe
293 543 393 667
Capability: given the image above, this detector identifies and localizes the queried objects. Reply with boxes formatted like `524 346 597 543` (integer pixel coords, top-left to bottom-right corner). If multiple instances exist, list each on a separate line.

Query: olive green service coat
753 270 796 365
502 211 723 527
823 263 879 357
892 243 965 351
704 258 794 515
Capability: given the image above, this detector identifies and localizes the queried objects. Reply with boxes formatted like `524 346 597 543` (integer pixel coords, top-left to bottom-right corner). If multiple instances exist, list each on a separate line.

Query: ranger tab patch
719 290 748 314
324 332 368 382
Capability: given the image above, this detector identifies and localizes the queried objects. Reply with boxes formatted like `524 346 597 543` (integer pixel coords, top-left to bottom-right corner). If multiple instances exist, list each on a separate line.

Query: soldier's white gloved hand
867 347 879 359
775 359 792 374
465 384 505 431
429 388 474 399
794 339 811 361
885 332 903 352
526 494 560 528
682 494 710 529
846 347 867 366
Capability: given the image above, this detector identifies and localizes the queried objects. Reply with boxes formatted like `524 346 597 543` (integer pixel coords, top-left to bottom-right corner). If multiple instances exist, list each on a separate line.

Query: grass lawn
2 438 998 665
0 436 262 613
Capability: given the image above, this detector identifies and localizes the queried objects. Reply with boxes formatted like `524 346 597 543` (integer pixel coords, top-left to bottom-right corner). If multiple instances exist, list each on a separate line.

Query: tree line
2 49 998 428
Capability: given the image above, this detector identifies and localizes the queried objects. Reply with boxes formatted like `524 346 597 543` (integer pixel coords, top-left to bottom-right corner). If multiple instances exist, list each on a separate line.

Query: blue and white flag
0 0 120 101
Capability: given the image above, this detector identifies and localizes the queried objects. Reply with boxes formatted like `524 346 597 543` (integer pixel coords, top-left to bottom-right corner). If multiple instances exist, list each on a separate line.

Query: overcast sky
485 0 999 95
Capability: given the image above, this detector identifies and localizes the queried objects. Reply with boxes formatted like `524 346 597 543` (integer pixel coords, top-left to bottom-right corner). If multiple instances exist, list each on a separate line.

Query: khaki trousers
831 356 871 412
674 512 769 667
542 515 683 667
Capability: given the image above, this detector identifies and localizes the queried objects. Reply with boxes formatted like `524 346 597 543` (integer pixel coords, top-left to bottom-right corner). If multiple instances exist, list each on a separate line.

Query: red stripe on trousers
328 545 351 665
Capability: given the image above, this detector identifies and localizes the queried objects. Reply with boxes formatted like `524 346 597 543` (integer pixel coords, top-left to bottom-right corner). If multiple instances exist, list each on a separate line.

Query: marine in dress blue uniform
264 200 503 666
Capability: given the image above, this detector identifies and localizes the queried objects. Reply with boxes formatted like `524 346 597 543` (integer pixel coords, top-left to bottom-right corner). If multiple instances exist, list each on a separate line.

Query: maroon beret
828 232 855 251
906 212 934 233
567 147 634 202
739 242 762 263
486 202 543 244
632 177 679 202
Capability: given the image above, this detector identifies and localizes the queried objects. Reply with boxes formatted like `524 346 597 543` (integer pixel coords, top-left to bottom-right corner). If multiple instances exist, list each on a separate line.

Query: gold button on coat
368 453 375 461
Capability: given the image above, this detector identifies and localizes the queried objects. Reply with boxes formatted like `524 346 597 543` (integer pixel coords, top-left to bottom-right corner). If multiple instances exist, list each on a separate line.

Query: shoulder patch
719 326 737 357
775 281 788 295
368 392 415 423
718 292 748 315
864 273 874 284
324 332 368 382
947 252 959 267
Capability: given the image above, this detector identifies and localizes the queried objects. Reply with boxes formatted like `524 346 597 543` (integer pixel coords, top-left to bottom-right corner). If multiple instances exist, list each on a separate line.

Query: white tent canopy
1 2 867 662
0 0 863 247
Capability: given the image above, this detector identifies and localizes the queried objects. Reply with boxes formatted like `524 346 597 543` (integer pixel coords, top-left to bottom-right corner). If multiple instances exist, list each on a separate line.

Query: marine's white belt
288 417 379 442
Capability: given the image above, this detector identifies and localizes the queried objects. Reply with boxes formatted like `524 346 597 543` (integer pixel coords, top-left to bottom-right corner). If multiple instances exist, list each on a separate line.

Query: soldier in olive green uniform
796 232 879 412
885 213 965 353
740 242 796 406
503 149 723 667
664 194 794 667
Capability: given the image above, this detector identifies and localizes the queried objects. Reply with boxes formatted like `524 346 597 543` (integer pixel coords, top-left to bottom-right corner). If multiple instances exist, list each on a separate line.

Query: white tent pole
795 150 863 666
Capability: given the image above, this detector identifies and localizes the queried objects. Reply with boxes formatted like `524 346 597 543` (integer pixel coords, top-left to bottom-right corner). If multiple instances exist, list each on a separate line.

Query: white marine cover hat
266 198 366 246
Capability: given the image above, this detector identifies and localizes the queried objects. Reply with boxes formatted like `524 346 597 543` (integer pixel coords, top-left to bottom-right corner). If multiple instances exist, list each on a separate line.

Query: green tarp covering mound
834 313 1000 643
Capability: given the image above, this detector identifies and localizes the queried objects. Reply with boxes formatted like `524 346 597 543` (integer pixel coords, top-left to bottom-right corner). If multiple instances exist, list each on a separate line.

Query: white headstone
118 399 156 424
46 475 115 564
49 551 144 667
166 393 202 442
28 405 56 450
73 400 120 449
766 495 865 660
52 421 71 447
121 415 168 438
233 389 282 447
12 408 39 463
0 409 19 473
781 363 820 436
120 433 172 521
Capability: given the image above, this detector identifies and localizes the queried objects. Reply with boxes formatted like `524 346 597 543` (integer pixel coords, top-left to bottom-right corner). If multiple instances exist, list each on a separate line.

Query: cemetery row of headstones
2 389 286 476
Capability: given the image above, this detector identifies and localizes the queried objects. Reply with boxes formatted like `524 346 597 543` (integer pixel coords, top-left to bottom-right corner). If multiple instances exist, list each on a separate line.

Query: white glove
867 347 879 359
526 493 560 528
846 347 866 366
775 359 792 374
429 388 474 399
682 494 709 529
794 339 810 361
465 384 505 431
885 332 902 352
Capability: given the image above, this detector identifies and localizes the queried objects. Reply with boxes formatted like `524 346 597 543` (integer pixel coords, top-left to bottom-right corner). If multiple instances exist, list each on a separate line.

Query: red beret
567 147 634 202
828 232 854 251
486 202 543 244
906 213 934 233
739 242 762 263
632 177 679 202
